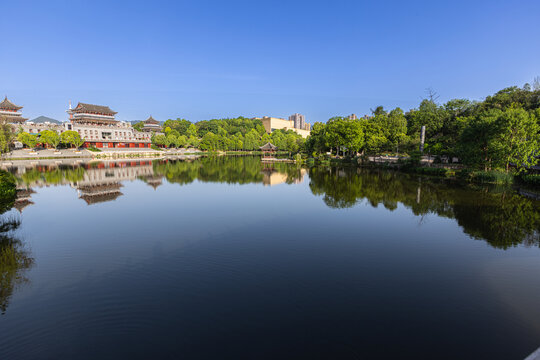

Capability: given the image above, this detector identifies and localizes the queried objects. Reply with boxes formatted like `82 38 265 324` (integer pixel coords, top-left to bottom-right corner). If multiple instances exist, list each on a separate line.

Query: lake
1 156 539 359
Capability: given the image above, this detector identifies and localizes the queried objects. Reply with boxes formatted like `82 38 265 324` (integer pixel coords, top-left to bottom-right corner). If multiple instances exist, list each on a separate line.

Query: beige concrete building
258 116 311 138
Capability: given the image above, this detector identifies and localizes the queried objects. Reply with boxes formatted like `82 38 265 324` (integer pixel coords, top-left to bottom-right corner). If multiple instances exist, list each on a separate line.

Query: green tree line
306 83 540 172
150 117 306 153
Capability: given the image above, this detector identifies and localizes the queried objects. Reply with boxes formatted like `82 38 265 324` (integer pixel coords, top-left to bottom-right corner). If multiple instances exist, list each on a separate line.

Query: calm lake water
1 156 539 359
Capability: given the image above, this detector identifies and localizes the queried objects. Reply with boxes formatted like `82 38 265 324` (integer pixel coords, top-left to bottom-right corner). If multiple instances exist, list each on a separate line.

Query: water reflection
1 156 539 249
308 166 540 249
0 216 34 315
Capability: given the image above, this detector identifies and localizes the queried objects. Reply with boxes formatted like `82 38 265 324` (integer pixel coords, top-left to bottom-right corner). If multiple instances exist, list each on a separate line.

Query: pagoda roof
144 116 160 124
260 142 278 151
72 102 117 115
0 96 23 111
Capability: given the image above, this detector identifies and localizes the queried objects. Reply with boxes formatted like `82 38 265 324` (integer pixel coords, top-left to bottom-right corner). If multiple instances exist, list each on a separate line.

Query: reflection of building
142 116 162 132
14 188 35 212
65 102 157 149
258 116 311 138
77 183 123 205
0 97 28 124
74 160 161 204
2 159 164 206
140 175 163 190
261 167 307 186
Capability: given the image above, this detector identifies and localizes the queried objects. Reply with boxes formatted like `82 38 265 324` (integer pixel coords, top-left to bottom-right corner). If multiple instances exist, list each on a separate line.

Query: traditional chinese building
0 96 28 124
142 116 162 132
65 102 157 149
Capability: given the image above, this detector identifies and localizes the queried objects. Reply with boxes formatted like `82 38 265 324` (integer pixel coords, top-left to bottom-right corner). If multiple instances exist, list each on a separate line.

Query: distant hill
29 116 62 124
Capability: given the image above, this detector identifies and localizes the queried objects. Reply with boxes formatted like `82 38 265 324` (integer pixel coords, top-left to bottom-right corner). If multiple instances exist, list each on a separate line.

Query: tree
285 133 299 155
0 117 14 154
165 134 176 148
243 129 260 150
199 132 219 151
360 120 387 154
73 135 85 149
187 135 200 148
186 123 198 138
17 132 38 150
152 134 167 147
163 119 192 136
60 131 82 149
175 135 187 148
39 130 60 150
325 117 363 156
496 105 539 172
458 110 501 170
381 108 408 153
132 122 144 131
406 99 444 144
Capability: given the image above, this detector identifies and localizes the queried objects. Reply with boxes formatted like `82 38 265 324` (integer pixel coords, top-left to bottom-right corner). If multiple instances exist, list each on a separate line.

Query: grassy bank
305 155 538 186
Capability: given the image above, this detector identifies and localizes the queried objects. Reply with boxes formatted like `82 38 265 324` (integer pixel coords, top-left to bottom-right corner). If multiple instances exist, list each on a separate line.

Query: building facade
64 102 158 148
289 113 306 130
258 116 311 138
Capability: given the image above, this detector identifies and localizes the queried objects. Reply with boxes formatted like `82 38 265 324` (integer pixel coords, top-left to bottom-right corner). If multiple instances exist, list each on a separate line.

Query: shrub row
520 174 540 187
459 170 514 184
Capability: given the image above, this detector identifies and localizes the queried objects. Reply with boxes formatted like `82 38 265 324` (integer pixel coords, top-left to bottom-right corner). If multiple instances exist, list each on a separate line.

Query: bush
151 144 163 151
0 170 16 213
520 174 540 187
87 146 101 152
415 167 449 176
462 170 514 185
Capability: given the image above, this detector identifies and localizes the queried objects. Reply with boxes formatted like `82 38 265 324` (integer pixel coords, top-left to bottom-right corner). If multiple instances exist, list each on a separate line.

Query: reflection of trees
0 217 34 315
152 156 302 185
308 167 540 249
16 166 86 186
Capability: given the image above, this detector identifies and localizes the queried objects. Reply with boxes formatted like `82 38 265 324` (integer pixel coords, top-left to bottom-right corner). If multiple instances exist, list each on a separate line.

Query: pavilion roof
72 102 117 115
260 142 277 151
144 116 160 124
0 96 23 111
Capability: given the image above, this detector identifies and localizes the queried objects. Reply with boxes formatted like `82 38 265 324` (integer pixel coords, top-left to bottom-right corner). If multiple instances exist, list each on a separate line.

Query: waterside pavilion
260 142 278 160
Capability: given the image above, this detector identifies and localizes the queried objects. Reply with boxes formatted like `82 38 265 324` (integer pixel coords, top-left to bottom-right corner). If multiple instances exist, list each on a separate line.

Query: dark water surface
1 156 539 359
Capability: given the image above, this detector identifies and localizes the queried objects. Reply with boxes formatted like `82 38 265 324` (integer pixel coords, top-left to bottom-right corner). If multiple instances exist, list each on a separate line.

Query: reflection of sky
3 174 540 359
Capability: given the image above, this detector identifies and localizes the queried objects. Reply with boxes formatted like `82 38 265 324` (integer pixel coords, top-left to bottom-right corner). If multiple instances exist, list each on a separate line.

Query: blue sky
1 0 539 123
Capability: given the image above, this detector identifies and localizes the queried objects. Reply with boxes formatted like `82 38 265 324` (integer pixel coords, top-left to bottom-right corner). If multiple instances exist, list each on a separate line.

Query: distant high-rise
348 114 357 120
289 113 305 130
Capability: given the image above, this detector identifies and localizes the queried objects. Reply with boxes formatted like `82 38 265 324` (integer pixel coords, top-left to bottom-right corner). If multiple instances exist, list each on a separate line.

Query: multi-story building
348 114 357 120
65 102 159 148
0 97 28 124
258 116 311 138
289 113 305 130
